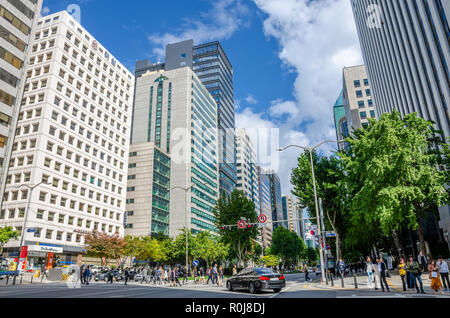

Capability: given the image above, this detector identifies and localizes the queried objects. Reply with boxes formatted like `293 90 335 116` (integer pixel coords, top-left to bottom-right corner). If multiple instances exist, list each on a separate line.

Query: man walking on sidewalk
437 256 449 291
376 257 390 292
418 251 428 273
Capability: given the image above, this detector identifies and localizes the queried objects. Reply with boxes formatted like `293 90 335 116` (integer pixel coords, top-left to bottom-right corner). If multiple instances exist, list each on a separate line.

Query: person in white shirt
437 255 449 291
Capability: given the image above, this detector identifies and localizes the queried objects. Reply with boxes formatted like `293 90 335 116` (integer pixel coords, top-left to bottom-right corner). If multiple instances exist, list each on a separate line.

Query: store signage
28 245 63 254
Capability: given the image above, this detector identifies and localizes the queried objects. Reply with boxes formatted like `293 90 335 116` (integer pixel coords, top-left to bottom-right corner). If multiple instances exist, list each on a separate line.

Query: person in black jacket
124 268 129 285
376 257 390 292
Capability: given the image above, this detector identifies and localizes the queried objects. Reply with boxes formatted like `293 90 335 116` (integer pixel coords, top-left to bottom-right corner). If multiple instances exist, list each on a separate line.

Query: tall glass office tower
192 42 236 198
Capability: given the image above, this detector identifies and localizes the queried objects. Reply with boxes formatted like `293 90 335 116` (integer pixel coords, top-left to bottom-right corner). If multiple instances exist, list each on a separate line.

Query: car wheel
249 282 257 294
227 281 233 291
273 288 281 293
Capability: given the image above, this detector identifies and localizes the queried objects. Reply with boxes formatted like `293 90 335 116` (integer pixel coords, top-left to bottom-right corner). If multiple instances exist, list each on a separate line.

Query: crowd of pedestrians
361 254 449 295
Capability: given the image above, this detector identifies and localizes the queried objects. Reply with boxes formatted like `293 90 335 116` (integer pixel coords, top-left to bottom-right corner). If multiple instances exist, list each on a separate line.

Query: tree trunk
417 217 427 258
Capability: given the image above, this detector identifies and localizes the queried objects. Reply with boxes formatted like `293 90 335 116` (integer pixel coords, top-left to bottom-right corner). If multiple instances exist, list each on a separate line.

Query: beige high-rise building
282 195 297 232
127 64 219 238
343 65 376 133
0 0 43 208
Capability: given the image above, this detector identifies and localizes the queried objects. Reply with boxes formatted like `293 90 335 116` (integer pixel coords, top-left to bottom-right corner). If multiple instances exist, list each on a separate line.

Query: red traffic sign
238 220 246 229
258 214 267 224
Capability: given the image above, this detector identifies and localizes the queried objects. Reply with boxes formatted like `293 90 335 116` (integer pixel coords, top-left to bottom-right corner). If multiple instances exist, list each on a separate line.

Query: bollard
374 275 378 290
325 271 328 285
330 273 334 287
354 274 358 289
20 274 23 285
340 274 345 288
6 275 9 286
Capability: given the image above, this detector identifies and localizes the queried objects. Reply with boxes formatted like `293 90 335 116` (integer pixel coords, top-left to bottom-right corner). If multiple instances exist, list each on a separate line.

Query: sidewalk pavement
314 272 450 296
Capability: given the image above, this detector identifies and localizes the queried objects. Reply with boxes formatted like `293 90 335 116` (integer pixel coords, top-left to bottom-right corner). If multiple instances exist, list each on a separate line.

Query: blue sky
41 0 363 195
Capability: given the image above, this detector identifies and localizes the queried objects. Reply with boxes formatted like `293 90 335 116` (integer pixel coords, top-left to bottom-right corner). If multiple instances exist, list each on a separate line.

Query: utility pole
319 198 328 274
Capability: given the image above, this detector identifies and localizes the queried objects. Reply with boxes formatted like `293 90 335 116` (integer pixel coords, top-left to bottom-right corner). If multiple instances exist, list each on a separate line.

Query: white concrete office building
0 0 43 208
343 65 376 133
129 66 219 238
235 128 260 213
0 11 134 261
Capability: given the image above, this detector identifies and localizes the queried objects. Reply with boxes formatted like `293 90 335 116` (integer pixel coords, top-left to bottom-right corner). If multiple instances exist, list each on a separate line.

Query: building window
360 111 367 120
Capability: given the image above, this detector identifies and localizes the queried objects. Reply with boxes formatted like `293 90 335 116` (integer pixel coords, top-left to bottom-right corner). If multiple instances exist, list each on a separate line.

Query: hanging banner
46 253 55 270
17 246 28 272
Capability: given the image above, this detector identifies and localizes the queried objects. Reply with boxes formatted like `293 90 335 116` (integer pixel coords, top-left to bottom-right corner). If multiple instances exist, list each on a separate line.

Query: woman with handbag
429 260 443 295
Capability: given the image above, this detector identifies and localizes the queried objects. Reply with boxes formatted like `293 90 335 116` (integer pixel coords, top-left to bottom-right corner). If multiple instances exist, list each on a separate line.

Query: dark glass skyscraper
192 42 237 198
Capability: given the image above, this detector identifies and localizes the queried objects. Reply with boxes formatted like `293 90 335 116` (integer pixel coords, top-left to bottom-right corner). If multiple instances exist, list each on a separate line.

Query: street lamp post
170 181 208 276
278 140 343 283
12 181 51 285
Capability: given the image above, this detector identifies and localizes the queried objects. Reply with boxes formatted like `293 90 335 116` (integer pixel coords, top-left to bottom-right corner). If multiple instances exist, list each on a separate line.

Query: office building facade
0 11 134 261
343 65 376 133
258 166 272 249
129 65 220 238
266 171 283 232
352 0 450 239
351 0 449 140
0 0 43 208
235 128 260 213
282 195 297 232
125 143 171 237
333 90 349 150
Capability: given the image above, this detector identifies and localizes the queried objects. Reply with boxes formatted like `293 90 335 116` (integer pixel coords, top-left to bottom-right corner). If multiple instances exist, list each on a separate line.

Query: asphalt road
0 273 448 298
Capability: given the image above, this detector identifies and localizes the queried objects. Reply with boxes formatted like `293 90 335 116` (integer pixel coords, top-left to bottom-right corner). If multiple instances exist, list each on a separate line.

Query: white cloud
41 6 50 16
148 0 250 59
245 94 258 105
239 0 363 195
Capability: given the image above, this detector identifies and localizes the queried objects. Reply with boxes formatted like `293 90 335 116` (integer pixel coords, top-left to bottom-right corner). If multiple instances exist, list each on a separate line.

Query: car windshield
254 268 276 275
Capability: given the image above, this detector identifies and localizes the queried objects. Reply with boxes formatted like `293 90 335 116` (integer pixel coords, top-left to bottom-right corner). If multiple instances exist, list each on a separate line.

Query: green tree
291 152 351 260
213 190 260 266
261 254 280 267
306 247 318 262
0 226 18 254
341 111 448 256
191 231 229 267
84 231 126 266
270 227 305 267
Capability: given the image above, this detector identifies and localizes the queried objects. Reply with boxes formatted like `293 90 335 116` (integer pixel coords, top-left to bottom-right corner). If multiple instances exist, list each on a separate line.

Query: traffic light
220 225 233 231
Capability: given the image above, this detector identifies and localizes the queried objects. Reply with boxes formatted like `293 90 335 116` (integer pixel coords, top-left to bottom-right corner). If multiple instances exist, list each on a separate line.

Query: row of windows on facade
45 123 126 174
7 146 124 197
27 50 130 118
1 205 120 227
1 224 87 244
64 22 133 80
61 29 132 90
360 110 376 120
3 176 123 209
0 4 33 35
34 21 132 89
25 73 129 133
51 97 127 156
354 79 370 88
355 89 371 99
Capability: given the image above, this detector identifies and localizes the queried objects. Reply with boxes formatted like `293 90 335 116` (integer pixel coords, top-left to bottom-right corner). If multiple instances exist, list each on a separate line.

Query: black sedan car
226 268 286 294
